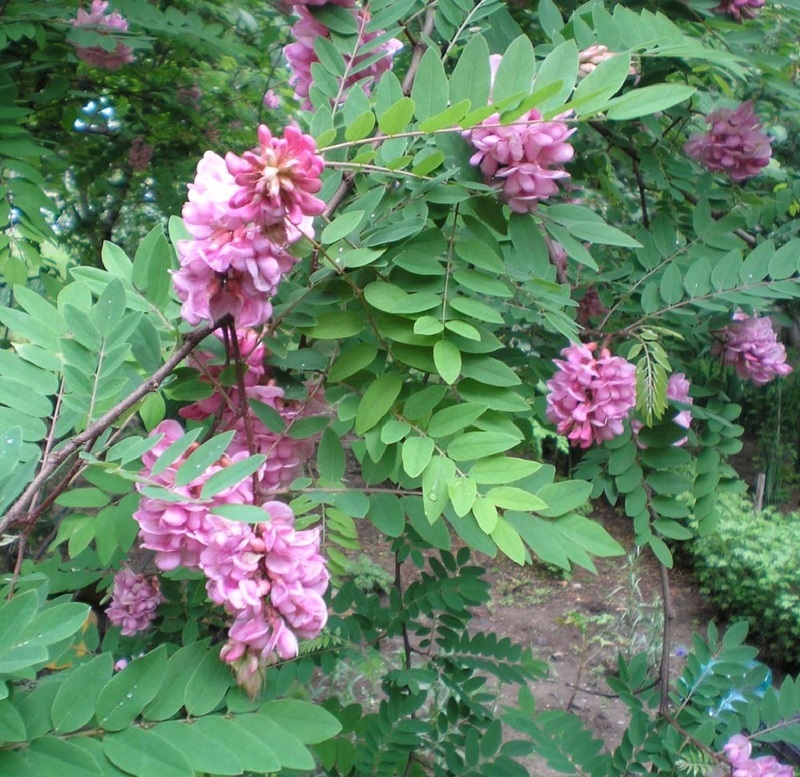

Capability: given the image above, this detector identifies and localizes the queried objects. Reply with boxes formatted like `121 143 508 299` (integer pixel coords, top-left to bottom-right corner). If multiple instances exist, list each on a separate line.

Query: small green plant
689 492 800 668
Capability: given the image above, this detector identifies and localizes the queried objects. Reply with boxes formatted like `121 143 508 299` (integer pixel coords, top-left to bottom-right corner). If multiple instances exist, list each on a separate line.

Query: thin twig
0 317 229 535
402 7 436 95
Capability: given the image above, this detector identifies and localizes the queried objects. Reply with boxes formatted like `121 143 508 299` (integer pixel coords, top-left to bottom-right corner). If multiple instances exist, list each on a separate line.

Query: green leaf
153 721 243 776
571 52 632 115
95 646 168 732
606 84 696 120
249 400 285 434
422 455 455 522
493 36 535 104
52 653 113 734
565 220 642 248
646 535 673 567
174 431 235 487
660 262 683 304
101 242 133 282
433 339 461 384
259 699 342 744
378 97 415 134
0 699 26 743
200 455 265 500
27 736 103 777
0 426 23 479
411 48 449 120
236 714 314 770
469 456 542 484
533 40 578 114
141 642 211 721
321 210 363 244
486 486 547 511
368 493 405 537
55 488 110 508
448 477 478 517
491 517 527 564
17 602 89 649
428 403 487 438
183 648 233 716
535 480 592 517
209 504 270 523
317 428 346 481
190 716 280 773
447 432 517 461
104 728 193 777
355 373 404 434
329 343 377 382
473 496 498 533
304 311 364 339
450 34 491 108
94 278 126 334
402 436 435 478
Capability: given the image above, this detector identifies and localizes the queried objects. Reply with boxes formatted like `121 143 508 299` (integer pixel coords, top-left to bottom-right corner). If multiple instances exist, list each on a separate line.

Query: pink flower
225 124 325 228
577 45 639 79
283 7 402 109
545 342 637 448
724 735 753 766
128 137 153 171
713 0 764 20
714 311 792 385
262 89 281 109
70 1 135 70
723 735 794 776
684 102 772 182
465 110 575 213
106 567 165 636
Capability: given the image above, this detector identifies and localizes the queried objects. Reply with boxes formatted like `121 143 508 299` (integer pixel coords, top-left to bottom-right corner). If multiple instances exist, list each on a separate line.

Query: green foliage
689 492 800 668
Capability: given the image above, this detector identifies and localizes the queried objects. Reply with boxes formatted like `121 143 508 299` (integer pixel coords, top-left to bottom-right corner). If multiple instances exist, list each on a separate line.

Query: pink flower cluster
132 420 328 690
70 1 135 70
128 137 153 172
284 7 402 109
181 329 322 492
713 0 765 20
714 311 792 386
546 342 637 448
577 45 639 78
723 735 793 776
465 110 575 213
684 102 772 182
106 567 165 636
173 125 324 327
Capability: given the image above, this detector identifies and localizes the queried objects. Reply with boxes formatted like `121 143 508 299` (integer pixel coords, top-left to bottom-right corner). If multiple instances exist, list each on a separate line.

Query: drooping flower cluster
684 102 772 182
713 0 765 20
131 420 328 689
284 7 402 109
70 1 135 70
714 311 792 386
106 567 165 636
545 342 637 448
180 329 322 492
722 735 793 776
465 110 575 213
128 137 153 172
172 125 324 327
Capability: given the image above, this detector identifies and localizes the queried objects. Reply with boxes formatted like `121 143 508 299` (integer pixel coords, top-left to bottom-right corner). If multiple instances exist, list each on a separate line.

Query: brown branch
402 7 436 96
0 316 230 535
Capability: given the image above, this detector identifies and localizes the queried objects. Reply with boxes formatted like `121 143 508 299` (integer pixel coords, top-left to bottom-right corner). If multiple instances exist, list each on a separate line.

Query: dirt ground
473 503 717 774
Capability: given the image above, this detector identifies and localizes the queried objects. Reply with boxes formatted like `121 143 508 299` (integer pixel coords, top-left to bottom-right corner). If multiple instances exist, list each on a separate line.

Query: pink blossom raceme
546 342 637 448
106 567 165 636
225 124 325 229
714 0 764 20
70 1 135 70
714 311 792 386
284 7 402 109
128 137 153 172
722 735 793 776
684 102 772 182
466 110 575 213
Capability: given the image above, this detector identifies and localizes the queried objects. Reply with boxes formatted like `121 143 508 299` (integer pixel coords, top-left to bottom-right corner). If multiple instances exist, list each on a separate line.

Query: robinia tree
1 0 800 775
